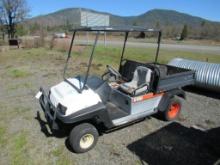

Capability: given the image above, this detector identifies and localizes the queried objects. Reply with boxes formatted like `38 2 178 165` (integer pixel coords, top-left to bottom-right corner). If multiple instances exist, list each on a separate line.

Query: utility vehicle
36 26 195 153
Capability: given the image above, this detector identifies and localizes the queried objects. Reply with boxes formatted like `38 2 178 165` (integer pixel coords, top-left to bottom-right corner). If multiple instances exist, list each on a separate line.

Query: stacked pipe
168 58 220 91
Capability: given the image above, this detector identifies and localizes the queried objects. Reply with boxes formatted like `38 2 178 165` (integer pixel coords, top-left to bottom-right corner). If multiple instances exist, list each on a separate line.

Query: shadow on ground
184 86 220 99
35 111 78 153
127 122 220 165
35 111 69 138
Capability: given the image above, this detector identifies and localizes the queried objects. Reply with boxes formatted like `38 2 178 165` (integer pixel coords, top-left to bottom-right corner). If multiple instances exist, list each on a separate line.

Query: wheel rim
168 103 180 119
79 134 94 149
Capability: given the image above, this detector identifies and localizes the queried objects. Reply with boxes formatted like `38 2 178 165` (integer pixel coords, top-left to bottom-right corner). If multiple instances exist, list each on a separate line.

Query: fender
56 102 114 129
158 88 185 112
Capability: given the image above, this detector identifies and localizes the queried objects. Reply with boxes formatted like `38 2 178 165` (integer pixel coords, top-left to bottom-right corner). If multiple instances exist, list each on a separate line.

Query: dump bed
119 60 195 93
156 65 195 92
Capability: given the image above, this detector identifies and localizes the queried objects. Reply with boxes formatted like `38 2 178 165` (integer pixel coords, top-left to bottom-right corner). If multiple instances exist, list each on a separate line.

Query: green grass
156 49 220 64
52 146 73 165
10 132 29 165
72 45 220 65
52 146 64 157
8 69 31 78
56 157 73 165
0 106 31 122
0 127 6 145
7 82 32 91
2 46 219 78
68 45 220 77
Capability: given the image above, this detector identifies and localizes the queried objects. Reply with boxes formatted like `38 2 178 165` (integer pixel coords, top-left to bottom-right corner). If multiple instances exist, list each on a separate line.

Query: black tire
162 97 182 121
69 123 98 153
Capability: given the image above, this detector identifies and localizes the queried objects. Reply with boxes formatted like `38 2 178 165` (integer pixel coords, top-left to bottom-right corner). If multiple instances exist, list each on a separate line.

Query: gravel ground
0 48 219 165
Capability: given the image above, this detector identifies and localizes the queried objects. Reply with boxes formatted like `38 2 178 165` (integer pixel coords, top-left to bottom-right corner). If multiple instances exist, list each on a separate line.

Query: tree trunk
8 14 15 39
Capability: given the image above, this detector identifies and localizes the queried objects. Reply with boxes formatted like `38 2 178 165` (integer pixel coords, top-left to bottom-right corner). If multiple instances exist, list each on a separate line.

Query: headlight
57 103 67 115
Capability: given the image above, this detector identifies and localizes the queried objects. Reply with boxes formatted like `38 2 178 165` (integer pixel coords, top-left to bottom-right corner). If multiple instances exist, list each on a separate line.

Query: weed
52 146 64 157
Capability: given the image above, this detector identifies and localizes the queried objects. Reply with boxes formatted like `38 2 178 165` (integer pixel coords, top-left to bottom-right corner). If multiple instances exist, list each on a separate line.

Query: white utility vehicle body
50 78 101 116
36 26 195 153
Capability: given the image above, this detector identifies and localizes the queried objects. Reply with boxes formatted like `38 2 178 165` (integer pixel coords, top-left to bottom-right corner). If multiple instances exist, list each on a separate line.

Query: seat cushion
120 81 138 94
119 66 152 96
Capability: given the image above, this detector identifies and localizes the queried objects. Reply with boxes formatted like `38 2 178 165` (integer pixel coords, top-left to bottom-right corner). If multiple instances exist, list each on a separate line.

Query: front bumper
37 87 60 130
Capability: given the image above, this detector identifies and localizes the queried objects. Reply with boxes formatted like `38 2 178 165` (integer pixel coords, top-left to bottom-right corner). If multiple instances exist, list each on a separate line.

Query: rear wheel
69 123 98 153
162 97 182 121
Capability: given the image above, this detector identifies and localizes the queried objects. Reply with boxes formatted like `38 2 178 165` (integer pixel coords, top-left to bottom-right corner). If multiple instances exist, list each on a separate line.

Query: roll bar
64 26 162 92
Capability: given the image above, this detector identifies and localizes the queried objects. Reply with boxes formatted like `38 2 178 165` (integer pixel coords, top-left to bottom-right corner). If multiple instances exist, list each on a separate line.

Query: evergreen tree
180 24 188 40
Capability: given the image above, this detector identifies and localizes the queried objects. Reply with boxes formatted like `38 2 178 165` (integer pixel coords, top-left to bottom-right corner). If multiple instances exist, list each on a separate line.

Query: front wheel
162 97 182 121
69 123 99 153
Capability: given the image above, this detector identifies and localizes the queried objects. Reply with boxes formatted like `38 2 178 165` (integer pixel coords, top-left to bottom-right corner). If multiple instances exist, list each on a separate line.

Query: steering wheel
103 65 122 81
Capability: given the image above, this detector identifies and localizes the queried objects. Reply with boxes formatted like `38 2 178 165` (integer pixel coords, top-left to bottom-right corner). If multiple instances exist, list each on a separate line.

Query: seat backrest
132 66 152 86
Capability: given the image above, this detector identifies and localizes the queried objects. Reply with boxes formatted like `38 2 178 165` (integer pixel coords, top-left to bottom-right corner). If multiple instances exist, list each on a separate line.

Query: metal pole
63 31 76 79
104 32 107 47
86 11 89 45
119 32 129 67
82 31 100 91
86 32 89 45
155 31 161 64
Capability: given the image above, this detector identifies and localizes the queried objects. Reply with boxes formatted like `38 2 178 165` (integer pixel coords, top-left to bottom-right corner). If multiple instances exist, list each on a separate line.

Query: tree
0 6 3 25
29 22 40 34
0 0 29 38
0 6 6 40
0 6 4 29
16 23 27 36
155 21 160 29
180 24 188 40
201 20 206 27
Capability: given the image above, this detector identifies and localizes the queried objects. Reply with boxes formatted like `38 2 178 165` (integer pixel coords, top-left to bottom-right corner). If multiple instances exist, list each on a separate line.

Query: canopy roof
71 26 161 33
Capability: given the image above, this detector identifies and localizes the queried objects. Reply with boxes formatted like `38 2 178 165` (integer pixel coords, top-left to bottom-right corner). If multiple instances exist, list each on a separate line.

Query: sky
27 0 220 22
